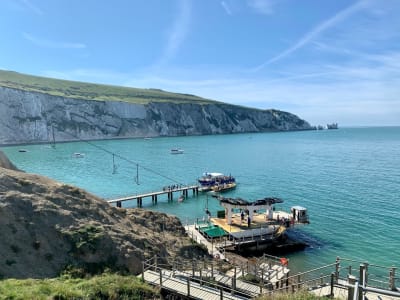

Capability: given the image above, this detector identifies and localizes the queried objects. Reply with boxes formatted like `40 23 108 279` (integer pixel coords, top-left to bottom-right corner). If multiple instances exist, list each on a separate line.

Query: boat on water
170 148 184 154
195 195 309 250
73 152 85 158
198 172 236 192
210 182 237 192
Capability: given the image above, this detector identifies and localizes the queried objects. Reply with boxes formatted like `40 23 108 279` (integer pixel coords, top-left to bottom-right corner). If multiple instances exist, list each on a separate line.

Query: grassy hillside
0 273 158 300
0 70 217 105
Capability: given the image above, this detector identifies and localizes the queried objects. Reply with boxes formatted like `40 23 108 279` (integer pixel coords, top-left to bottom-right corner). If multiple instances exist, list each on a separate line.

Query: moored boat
211 182 237 193
208 195 309 246
170 148 184 154
198 172 236 192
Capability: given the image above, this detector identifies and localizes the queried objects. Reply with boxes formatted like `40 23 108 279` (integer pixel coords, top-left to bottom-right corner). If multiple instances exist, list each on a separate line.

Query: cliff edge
0 71 313 145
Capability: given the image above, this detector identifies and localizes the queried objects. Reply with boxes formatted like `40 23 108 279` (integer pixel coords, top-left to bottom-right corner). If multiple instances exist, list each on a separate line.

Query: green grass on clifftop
0 70 217 105
0 273 158 300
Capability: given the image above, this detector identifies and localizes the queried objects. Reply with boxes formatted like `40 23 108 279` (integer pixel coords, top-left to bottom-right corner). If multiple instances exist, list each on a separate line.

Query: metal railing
142 254 399 299
267 257 399 299
142 255 256 298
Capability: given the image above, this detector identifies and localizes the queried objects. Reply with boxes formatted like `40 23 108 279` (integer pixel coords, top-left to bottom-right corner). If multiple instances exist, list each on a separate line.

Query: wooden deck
211 210 292 233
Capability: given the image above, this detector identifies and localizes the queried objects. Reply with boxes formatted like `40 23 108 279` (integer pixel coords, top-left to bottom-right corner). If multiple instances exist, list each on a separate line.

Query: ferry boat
198 172 236 192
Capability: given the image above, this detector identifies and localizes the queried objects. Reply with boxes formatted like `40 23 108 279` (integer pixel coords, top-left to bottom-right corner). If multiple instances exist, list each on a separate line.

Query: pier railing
267 257 399 299
141 255 257 298
141 255 399 299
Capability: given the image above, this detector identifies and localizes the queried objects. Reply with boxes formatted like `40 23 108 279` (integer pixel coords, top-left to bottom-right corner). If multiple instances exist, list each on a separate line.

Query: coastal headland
0 70 313 145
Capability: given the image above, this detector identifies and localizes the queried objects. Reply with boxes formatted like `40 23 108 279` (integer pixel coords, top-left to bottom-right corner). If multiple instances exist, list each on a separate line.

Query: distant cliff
0 71 313 145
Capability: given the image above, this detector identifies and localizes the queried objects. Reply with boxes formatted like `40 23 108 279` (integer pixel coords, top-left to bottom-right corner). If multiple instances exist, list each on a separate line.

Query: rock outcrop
0 151 205 279
0 86 312 145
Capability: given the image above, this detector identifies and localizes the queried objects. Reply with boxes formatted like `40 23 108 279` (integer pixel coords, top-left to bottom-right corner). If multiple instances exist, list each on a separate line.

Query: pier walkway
142 269 247 300
140 255 291 299
107 185 199 207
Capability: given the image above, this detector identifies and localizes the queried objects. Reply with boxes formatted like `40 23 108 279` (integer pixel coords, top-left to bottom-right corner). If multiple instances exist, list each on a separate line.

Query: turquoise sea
2 127 400 273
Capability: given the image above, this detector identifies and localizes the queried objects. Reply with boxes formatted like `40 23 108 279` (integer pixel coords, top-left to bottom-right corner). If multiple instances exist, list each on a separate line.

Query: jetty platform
107 185 199 207
211 210 292 233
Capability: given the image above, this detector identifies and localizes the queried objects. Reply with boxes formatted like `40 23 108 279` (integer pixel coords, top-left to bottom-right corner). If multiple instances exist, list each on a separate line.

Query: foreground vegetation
0 273 158 300
0 69 216 105
0 273 332 300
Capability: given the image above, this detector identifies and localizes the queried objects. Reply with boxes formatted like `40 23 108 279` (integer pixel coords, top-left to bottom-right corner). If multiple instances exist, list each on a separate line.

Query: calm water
2 127 400 273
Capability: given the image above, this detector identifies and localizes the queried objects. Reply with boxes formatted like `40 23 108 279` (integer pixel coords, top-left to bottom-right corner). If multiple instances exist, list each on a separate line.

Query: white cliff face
0 87 312 145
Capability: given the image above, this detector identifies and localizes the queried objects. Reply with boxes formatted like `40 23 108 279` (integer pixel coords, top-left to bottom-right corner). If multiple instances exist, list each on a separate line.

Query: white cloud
247 0 275 15
156 0 192 66
22 32 86 49
252 0 368 71
221 1 233 15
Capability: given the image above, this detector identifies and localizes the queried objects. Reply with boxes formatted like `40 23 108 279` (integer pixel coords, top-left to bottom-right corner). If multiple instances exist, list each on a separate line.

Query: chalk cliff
0 82 312 145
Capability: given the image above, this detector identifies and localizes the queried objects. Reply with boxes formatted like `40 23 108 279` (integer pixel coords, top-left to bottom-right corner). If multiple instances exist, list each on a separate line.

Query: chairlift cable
59 129 181 184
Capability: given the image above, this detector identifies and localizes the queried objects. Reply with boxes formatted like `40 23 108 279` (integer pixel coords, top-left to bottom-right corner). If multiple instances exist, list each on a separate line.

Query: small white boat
171 148 184 154
178 195 185 202
73 152 85 158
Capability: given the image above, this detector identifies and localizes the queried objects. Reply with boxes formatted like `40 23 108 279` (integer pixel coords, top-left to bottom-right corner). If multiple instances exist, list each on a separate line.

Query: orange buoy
280 257 288 266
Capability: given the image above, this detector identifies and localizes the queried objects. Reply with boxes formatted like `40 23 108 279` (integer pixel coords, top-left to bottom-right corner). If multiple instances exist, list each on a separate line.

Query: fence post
154 255 157 269
330 272 335 298
389 267 397 291
187 277 190 296
297 274 301 290
233 265 237 290
359 263 367 300
261 267 264 293
192 258 195 277
348 275 357 300
286 272 289 291
141 260 145 282
159 268 162 287
335 257 340 283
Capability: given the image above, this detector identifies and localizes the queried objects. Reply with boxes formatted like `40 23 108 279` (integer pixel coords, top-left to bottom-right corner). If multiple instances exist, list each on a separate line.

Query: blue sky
1 0 399 126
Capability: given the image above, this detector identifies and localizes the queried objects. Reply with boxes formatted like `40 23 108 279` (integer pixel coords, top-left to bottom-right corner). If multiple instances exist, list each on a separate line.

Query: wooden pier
107 185 199 208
